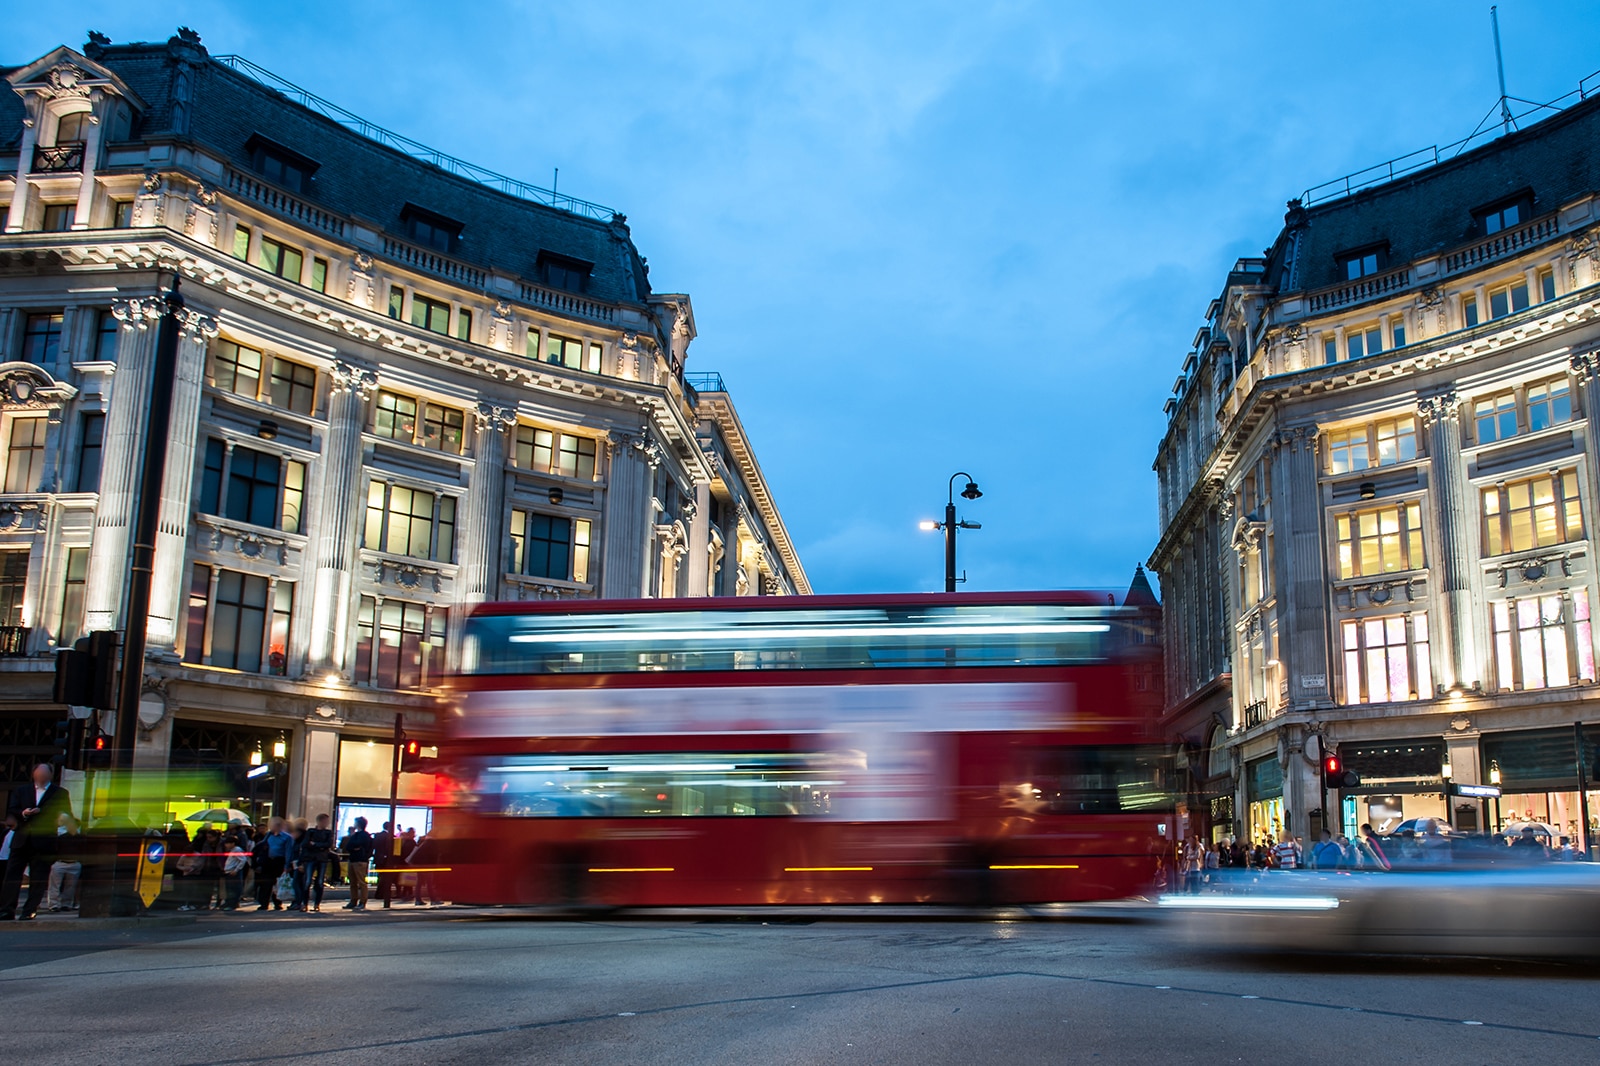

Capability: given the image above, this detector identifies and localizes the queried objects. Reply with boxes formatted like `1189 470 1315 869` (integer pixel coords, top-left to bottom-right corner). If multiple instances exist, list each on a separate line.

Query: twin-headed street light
920 471 983 592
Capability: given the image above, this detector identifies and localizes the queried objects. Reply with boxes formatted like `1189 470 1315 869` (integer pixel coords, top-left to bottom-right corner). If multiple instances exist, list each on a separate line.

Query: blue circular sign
146 841 165 863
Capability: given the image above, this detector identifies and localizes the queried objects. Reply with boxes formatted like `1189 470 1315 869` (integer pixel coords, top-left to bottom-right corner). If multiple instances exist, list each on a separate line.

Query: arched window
53 111 90 145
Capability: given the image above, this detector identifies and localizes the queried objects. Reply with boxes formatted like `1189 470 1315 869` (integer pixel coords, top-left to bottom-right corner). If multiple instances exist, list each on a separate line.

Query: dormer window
1337 244 1387 281
244 134 318 194
536 251 593 294
1475 192 1532 236
400 204 463 253
53 112 90 145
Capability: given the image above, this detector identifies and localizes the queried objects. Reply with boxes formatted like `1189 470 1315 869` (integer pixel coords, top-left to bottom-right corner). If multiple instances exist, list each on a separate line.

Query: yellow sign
136 836 167 909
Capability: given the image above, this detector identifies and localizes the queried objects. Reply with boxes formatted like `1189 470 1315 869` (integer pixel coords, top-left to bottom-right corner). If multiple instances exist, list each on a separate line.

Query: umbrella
184 808 253 824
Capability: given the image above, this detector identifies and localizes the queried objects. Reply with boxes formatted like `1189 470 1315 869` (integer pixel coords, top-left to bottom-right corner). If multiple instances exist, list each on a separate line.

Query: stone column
3 96 40 233
147 309 219 650
1418 390 1475 691
307 361 377 674
1573 350 1600 544
599 431 655 598
457 403 515 604
70 96 107 229
84 298 163 631
1270 424 1330 707
298 725 341 821
685 483 710 595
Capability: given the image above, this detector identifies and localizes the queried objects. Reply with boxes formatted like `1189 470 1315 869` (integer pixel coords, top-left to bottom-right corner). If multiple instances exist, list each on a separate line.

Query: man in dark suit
1 763 73 920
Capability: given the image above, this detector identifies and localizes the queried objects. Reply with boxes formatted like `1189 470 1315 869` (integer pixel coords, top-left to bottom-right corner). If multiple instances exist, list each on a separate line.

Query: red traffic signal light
399 736 434 773
1322 754 1360 789
1323 755 1342 778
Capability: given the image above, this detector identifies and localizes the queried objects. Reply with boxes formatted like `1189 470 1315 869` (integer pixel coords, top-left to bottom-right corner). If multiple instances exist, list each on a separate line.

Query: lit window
509 509 592 582
255 235 304 283
513 425 597 480
354 597 446 689
1481 470 1583 556
420 403 465 454
0 551 28 627
544 333 599 372
4 417 48 493
310 257 328 293
1491 590 1595 691
1474 391 1517 443
59 547 88 647
364 482 456 562
212 340 316 415
1341 613 1429 704
374 390 464 453
410 293 451 335
387 285 404 320
231 224 251 261
454 309 472 343
1335 502 1425 579
1328 418 1415 474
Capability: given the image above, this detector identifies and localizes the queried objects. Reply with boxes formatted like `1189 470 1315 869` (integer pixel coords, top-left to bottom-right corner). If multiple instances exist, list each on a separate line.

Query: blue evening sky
15 2 1600 595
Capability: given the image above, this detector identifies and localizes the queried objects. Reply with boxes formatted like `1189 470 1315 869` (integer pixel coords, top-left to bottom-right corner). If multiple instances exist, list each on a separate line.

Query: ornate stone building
0 31 807 818
1152 84 1600 852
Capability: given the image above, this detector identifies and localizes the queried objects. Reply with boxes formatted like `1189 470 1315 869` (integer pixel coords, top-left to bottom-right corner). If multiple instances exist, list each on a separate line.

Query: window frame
1490 590 1596 692
195 437 307 535
21 311 64 364
1480 468 1584 557
353 595 448 690
75 411 104 493
508 508 593 583
210 339 319 416
512 424 599 480
3 415 48 494
1334 500 1426 579
1337 245 1386 281
1340 612 1431 704
363 480 458 562
1326 417 1419 475
255 234 305 284
1472 376 1574 445
181 562 294 675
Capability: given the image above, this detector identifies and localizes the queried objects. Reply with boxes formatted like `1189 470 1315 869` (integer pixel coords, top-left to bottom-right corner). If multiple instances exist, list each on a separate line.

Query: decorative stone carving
41 63 93 100
329 360 378 397
176 307 219 343
1571 349 1599 385
474 401 517 430
1566 229 1600 282
1416 390 1459 426
141 171 162 194
112 296 166 330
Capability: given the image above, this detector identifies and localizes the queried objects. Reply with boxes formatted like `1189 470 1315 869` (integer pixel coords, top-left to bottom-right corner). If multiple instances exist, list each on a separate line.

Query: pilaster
599 430 654 598
306 360 376 673
457 402 515 603
1271 424 1330 706
1418 390 1475 691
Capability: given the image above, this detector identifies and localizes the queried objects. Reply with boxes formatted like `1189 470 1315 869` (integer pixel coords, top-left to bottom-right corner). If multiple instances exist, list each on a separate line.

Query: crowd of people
2 762 446 918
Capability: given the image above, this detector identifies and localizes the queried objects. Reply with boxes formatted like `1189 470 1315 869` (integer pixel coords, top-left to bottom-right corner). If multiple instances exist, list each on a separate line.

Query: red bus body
437 592 1170 907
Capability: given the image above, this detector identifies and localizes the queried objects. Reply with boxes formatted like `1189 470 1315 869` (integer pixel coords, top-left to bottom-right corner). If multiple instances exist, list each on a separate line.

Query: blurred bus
436 592 1171 907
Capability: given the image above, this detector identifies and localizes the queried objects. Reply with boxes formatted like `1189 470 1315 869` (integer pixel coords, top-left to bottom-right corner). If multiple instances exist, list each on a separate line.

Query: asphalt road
3 910 1598 1065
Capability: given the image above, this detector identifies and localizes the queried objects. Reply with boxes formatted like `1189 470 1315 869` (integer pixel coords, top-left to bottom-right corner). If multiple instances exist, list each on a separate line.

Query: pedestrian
1272 834 1300 870
1310 829 1343 870
286 818 309 911
45 814 82 912
1418 819 1452 863
407 831 444 907
301 814 335 912
257 816 292 911
1 764 72 921
375 821 398 907
1358 824 1391 870
1512 826 1548 861
222 834 249 909
339 816 375 911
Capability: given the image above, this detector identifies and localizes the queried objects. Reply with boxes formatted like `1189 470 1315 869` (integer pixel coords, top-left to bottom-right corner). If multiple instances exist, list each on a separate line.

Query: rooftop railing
685 372 728 398
213 54 620 223
1301 69 1600 207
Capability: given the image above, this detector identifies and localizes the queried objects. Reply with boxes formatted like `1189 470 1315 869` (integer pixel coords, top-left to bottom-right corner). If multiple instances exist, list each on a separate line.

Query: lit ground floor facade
0 661 440 832
1210 695 1600 855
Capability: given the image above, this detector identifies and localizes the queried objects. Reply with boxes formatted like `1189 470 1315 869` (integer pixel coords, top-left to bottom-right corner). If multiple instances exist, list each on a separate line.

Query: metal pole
943 500 957 592
1576 720 1592 858
113 279 183 810
386 712 402 907
1491 6 1514 135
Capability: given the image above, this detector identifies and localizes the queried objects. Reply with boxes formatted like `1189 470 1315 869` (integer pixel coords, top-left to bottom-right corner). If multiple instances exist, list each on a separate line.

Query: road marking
618 1012 636 1017
1155 986 1170 990
1241 995 1259 999
1464 1021 1483 1025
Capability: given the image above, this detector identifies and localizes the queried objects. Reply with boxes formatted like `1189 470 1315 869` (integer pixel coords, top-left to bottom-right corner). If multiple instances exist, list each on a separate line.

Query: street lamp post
921 472 983 592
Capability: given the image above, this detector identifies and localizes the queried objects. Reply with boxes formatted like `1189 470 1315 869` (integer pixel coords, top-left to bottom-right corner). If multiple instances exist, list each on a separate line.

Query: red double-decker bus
436 592 1171 907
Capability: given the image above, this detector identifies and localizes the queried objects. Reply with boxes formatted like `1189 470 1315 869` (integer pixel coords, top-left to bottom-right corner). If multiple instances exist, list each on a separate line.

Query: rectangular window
354 596 447 689
1482 202 1521 234
420 403 465 454
364 482 456 562
267 357 317 415
1345 325 1382 361
374 390 418 442
42 204 75 232
1373 418 1417 467
1481 469 1583 556
513 425 597 479
545 334 590 371
199 438 224 515
232 224 251 261
93 310 119 362
183 564 209 663
21 312 64 364
1474 391 1517 443
1539 268 1556 303
510 510 591 581
112 200 134 229
0 550 27 627
1342 251 1380 280
309 257 328 294
387 285 404 320
255 235 304 283
1464 296 1480 328
210 569 270 672
1491 590 1596 691
76 412 104 493
1390 316 1407 349
1335 501 1425 579
1323 336 1337 364
454 309 471 343
211 339 265 401
1341 613 1430 704
410 294 451 335
1526 378 1572 433
59 546 88 647
281 459 305 535
4 417 47 493
268 581 292 674
196 438 305 533
1489 281 1529 320
256 148 310 192
1329 419 1416 474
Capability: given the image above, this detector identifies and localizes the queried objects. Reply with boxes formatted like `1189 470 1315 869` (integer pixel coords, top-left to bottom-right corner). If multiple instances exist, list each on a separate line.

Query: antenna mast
1491 5 1515 134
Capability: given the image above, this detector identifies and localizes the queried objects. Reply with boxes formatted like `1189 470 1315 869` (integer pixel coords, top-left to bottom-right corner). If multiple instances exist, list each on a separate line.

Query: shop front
334 735 438 839
1480 725 1600 851
1337 739 1448 837
1245 754 1284 845
167 718 295 828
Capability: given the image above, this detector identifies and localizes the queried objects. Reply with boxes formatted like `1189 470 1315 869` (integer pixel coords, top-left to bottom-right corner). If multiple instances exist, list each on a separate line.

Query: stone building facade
0 31 807 820
1152 87 1600 851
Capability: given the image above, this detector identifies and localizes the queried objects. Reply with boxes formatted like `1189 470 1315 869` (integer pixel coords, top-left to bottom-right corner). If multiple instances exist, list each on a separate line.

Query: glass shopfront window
1245 755 1283 844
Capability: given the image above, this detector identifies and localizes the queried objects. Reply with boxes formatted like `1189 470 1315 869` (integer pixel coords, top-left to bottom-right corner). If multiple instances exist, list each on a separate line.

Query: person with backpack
339 816 375 911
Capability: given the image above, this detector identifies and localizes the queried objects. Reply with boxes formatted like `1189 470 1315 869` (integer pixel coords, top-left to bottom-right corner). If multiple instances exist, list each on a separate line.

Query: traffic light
86 728 112 770
1322 754 1361 789
398 735 436 773
52 631 119 710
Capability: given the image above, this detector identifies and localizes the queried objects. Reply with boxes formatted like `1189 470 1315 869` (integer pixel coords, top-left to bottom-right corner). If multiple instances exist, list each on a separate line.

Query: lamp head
960 481 982 501
918 520 939 532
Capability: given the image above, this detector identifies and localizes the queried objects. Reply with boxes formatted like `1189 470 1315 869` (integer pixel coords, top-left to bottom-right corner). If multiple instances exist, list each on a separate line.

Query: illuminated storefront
1481 726 1600 851
1337 740 1448 835
1245 755 1284 844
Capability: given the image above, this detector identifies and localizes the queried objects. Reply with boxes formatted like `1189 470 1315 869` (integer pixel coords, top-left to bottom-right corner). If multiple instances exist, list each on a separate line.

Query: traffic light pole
386 712 402 908
112 279 184 800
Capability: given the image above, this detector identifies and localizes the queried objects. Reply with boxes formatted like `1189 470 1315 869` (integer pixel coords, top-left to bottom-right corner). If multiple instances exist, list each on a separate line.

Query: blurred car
1385 817 1456 837
1501 820 1560 841
1158 864 1600 956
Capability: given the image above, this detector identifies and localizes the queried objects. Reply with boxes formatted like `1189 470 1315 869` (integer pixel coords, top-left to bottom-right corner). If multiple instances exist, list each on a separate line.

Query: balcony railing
1242 698 1272 730
381 235 486 290
1306 265 1413 315
32 142 85 173
517 281 616 324
0 625 30 656
225 167 347 238
685 372 727 397
1442 215 1560 277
